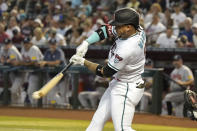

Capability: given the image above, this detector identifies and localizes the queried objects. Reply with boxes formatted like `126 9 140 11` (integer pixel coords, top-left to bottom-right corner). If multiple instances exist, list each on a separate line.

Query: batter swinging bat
32 62 73 99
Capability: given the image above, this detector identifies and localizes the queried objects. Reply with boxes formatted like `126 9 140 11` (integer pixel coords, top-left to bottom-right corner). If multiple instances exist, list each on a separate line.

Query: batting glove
69 55 85 66
76 40 89 57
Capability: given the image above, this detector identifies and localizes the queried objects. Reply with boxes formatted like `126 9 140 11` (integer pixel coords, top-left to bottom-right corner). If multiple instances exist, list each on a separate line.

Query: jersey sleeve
9 47 22 61
183 68 194 81
29 46 43 61
9 51 19 60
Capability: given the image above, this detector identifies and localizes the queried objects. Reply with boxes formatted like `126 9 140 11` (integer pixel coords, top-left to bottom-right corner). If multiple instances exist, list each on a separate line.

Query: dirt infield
0 107 196 128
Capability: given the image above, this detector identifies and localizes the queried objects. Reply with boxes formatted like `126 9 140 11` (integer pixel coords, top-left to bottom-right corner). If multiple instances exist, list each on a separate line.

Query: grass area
0 116 196 131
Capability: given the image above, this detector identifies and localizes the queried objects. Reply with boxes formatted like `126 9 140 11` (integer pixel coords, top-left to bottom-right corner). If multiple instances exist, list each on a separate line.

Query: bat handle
61 62 73 75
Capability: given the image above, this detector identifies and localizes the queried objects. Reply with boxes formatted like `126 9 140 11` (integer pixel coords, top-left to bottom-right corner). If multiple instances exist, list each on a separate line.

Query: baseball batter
70 8 146 131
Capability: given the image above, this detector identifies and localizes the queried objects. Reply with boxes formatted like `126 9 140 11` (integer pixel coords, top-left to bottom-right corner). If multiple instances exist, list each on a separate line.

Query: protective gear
96 65 103 77
185 89 197 109
76 41 89 57
185 89 197 120
109 8 139 29
69 55 85 66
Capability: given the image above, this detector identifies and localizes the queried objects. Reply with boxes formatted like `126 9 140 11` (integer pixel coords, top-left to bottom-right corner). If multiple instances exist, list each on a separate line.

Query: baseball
32 91 41 99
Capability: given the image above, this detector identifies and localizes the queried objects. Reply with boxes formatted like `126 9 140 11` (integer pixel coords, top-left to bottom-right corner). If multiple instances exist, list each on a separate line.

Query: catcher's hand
185 89 197 109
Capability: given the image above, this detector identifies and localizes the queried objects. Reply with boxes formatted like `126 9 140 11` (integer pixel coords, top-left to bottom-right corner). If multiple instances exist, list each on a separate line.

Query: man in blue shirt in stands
38 38 69 107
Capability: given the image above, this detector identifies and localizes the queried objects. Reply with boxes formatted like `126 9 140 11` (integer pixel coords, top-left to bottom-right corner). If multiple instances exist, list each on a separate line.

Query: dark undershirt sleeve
103 64 117 77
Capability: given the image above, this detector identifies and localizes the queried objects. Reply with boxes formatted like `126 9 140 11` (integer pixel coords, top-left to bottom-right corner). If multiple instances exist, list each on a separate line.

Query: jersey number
138 32 146 49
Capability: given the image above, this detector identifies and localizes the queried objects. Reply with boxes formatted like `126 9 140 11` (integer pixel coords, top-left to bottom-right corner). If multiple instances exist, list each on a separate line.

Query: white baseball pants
161 91 185 117
27 73 40 106
9 72 24 105
86 79 144 131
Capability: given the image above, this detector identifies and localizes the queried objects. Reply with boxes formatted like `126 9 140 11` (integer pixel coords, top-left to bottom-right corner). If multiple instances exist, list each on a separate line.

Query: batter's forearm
86 26 109 45
84 60 100 74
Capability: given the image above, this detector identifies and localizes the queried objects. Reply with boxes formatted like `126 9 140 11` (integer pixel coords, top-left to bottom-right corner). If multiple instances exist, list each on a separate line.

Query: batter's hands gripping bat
32 62 73 99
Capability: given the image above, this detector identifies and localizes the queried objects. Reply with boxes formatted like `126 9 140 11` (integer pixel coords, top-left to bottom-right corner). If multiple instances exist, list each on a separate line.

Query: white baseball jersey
108 29 146 83
21 45 43 62
0 45 22 61
171 12 186 26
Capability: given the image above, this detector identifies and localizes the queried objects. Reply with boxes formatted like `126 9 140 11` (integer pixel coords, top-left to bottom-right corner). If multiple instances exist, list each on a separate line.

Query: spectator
171 3 186 29
81 18 94 39
21 17 34 37
64 18 75 44
10 9 18 18
98 0 115 13
154 0 167 11
163 9 179 36
31 27 46 46
90 0 100 13
0 1 8 12
190 5 197 24
156 26 177 48
181 0 192 14
0 38 24 106
192 23 197 48
53 5 63 22
70 28 84 46
145 13 166 46
14 37 43 106
109 0 127 14
139 0 151 14
6 17 20 39
63 1 72 13
176 35 193 48
126 0 140 10
12 29 24 45
0 22 9 44
57 20 67 36
33 18 44 28
79 0 92 17
78 76 109 109
48 27 67 46
144 3 165 25
162 55 194 117
38 38 68 106
71 0 82 8
179 17 194 43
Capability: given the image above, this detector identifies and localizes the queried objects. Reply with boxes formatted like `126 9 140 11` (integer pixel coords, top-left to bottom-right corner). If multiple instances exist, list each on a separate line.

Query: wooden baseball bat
32 62 73 99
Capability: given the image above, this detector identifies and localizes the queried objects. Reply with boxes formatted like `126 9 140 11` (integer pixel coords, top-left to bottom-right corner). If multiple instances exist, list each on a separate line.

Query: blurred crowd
1 0 197 48
0 0 197 118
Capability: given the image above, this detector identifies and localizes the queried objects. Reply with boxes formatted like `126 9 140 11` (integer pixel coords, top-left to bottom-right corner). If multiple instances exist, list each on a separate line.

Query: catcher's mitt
185 90 197 109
